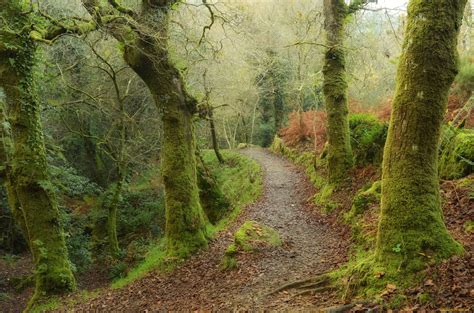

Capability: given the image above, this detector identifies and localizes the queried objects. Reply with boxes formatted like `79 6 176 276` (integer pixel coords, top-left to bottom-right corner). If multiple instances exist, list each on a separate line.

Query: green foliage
454 57 474 93
0 292 12 302
349 113 388 166
49 164 102 198
439 127 474 179
108 261 128 280
256 122 276 148
202 150 262 211
197 160 231 224
117 189 165 240
0 187 27 253
112 150 263 287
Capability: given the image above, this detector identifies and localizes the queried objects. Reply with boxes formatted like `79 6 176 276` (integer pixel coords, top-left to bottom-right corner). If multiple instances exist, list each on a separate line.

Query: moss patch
349 114 388 166
439 127 474 179
221 221 281 270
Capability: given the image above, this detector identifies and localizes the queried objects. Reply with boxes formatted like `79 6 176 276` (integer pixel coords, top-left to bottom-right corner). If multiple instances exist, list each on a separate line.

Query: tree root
294 286 336 297
266 273 330 296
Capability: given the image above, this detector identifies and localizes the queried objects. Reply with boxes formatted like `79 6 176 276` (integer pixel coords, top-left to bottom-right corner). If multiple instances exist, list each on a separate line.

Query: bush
50 164 101 198
257 122 276 147
61 206 93 273
279 110 327 151
0 187 27 254
349 113 388 166
439 127 474 179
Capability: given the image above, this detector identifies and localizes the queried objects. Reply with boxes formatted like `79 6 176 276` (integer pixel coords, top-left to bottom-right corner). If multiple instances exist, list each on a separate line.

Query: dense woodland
0 0 473 312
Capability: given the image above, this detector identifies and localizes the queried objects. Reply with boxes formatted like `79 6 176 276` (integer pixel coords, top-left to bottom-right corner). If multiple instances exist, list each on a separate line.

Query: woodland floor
62 148 350 312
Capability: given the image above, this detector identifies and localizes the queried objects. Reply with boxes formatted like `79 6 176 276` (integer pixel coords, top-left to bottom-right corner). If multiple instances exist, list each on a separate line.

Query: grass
30 290 100 313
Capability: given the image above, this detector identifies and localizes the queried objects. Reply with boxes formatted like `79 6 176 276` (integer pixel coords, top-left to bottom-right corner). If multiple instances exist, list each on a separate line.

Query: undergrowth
111 149 263 288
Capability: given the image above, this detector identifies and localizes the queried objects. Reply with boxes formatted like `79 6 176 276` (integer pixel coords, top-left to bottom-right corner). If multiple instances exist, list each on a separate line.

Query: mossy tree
322 0 368 183
78 0 209 256
0 0 76 306
376 0 467 273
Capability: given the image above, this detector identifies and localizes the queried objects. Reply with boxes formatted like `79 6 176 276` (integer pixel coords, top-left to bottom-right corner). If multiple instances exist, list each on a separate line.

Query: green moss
416 292 431 304
347 181 381 218
313 184 338 213
197 156 231 224
349 114 388 166
1 2 76 306
221 221 281 270
234 221 281 251
323 0 354 184
113 150 263 287
464 220 474 233
439 127 474 179
376 0 466 276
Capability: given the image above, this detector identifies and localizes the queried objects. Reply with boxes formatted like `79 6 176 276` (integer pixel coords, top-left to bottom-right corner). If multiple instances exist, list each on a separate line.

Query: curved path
72 148 348 312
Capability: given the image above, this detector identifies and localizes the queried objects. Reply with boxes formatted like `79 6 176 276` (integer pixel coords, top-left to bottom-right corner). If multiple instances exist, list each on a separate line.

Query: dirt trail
72 148 349 312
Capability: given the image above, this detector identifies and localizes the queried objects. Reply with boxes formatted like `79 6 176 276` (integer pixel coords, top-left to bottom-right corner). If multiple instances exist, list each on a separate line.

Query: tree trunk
0 1 76 303
123 45 208 257
0 100 28 247
376 0 467 273
81 0 209 256
106 174 124 257
209 111 224 164
322 0 354 183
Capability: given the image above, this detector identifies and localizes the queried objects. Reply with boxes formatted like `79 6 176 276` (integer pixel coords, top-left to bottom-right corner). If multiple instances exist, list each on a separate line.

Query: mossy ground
221 220 281 270
439 127 474 179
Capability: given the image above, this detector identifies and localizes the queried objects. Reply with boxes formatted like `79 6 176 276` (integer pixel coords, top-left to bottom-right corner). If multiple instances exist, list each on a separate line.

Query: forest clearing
0 0 473 312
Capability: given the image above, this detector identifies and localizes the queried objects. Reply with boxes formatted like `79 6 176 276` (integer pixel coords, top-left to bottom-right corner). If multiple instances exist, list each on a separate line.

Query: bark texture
376 0 467 272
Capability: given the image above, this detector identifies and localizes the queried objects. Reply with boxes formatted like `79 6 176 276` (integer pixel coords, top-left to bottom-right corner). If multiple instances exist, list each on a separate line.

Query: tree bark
0 1 76 303
121 8 208 256
209 111 224 164
322 0 354 183
80 0 209 256
376 0 467 273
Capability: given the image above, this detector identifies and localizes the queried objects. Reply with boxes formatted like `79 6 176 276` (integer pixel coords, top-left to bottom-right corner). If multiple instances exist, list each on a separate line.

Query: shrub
349 113 388 166
279 110 327 151
439 127 474 179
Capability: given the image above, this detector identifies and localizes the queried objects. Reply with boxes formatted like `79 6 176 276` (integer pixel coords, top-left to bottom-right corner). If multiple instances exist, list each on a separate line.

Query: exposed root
294 286 336 297
266 273 329 296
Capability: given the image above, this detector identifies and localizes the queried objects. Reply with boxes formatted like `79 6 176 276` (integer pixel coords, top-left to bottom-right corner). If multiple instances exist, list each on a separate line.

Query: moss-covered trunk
322 0 353 183
0 1 76 304
81 0 209 257
0 100 29 250
122 16 208 257
157 72 208 256
376 0 467 273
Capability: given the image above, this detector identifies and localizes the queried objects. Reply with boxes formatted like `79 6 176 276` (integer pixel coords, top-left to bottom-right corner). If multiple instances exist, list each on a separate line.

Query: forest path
72 148 348 312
